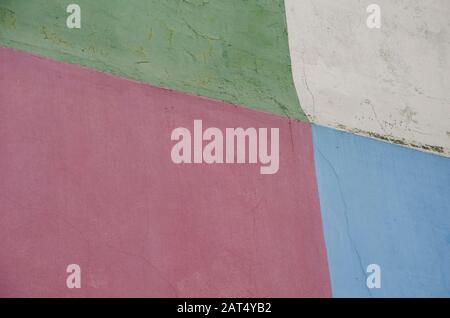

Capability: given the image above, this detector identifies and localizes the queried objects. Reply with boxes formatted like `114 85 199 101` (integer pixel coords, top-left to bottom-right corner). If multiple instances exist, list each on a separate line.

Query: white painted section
285 0 450 156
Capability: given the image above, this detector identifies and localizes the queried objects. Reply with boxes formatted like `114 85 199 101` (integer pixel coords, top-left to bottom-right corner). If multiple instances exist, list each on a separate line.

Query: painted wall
313 124 450 297
286 0 450 156
0 0 305 120
1 1 449 298
0 47 330 297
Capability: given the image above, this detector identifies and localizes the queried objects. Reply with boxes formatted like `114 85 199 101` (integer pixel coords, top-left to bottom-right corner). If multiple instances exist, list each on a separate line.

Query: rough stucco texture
0 0 306 120
0 47 330 297
285 0 450 156
313 124 450 297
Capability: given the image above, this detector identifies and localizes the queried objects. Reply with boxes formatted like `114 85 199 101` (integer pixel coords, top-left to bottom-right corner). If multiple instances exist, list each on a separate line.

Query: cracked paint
285 0 450 156
312 124 450 297
0 0 306 120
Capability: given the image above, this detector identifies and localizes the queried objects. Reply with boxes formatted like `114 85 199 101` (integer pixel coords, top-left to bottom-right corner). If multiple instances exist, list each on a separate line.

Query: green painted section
0 0 306 120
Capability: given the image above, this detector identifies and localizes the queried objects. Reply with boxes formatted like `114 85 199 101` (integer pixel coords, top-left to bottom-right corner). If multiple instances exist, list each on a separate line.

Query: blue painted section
312 124 450 297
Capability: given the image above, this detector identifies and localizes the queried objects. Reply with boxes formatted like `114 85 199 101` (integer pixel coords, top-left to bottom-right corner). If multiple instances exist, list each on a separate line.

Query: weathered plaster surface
0 47 330 297
313 125 450 297
0 0 305 120
286 0 450 156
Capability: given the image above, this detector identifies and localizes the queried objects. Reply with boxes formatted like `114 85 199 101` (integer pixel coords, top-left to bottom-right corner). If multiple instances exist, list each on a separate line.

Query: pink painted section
0 47 330 297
